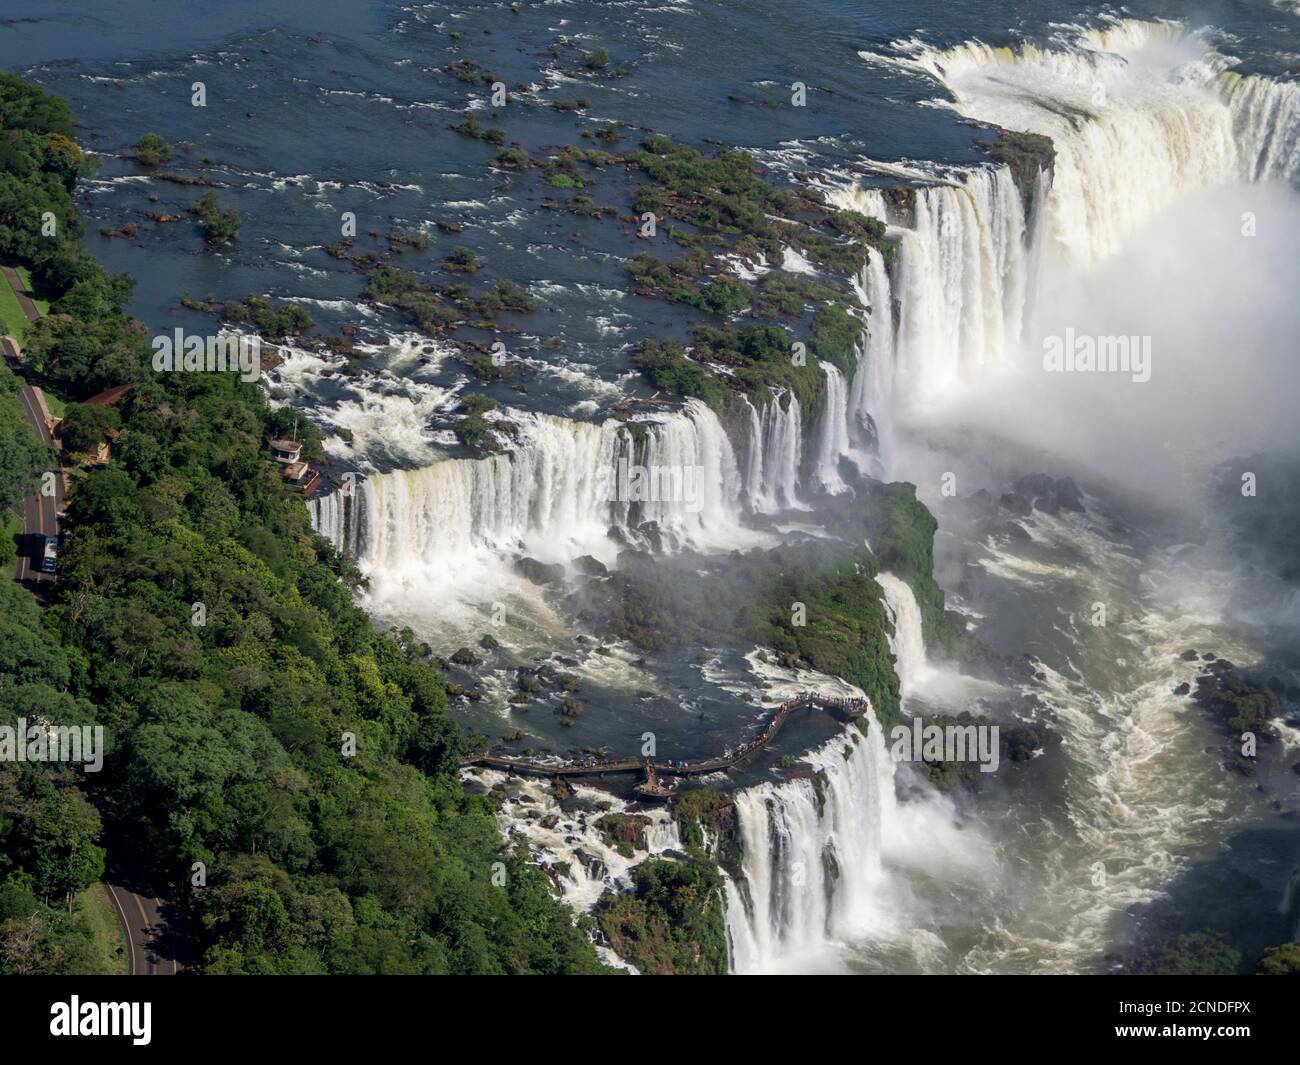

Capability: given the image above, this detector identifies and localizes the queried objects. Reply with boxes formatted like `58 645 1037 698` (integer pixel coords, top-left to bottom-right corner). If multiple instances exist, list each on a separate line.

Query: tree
1258 942 1300 975
31 791 105 908
58 402 120 453
0 370 50 508
132 133 172 168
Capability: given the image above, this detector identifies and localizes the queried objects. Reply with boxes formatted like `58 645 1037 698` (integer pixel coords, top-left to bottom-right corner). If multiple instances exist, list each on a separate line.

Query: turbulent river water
8 0 1300 973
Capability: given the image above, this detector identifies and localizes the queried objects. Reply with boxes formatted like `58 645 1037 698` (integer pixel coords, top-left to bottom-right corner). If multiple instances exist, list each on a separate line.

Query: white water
725 722 896 973
744 391 805 512
844 19 1300 471
310 395 816 613
812 362 852 493
876 572 929 697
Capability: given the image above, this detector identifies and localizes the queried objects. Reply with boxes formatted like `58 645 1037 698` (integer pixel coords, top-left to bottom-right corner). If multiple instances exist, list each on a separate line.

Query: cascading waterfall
725 718 898 973
842 18 1300 437
812 362 852 493
309 399 780 585
892 168 1029 408
876 572 928 697
849 247 896 473
309 488 361 559
743 391 805 512
722 573 930 973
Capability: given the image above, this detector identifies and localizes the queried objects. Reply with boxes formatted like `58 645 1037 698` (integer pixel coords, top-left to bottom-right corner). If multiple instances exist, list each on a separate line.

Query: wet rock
1003 521 1032 543
479 633 501 651
1180 649 1199 661
450 647 479 666
515 556 565 585
1000 473 1086 517
1173 682 1191 696
573 554 609 577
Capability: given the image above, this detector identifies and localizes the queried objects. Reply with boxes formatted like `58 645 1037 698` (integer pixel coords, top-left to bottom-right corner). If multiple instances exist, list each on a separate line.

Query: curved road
105 882 180 976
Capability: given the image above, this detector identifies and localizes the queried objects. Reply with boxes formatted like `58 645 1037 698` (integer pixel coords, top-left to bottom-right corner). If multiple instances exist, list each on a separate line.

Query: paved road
9 354 59 586
1 264 39 320
105 882 181 976
3 335 60 587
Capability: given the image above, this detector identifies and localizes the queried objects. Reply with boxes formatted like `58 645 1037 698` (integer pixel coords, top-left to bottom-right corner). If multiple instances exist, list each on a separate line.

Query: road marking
105 883 138 976
131 892 154 974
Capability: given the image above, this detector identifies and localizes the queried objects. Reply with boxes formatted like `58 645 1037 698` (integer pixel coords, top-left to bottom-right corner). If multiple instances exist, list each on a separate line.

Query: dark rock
1173 682 1191 696
1180 649 1199 661
479 633 501 651
450 647 479 666
1003 522 1032 543
573 554 609 577
514 556 565 585
1001 473 1086 517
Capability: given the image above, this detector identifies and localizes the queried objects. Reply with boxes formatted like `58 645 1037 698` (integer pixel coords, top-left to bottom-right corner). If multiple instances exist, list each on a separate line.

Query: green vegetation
0 268 30 339
455 393 501 451
595 857 728 974
613 137 897 416
57 401 119 454
181 293 313 340
0 73 611 976
672 788 741 876
1128 931 1241 976
1258 942 1300 974
862 481 964 652
1192 662 1282 734
78 884 130 975
188 189 240 247
595 813 648 858
132 133 172 169
359 264 534 335
444 246 480 273
978 129 1055 212
588 541 901 727
450 115 506 147
0 362 50 508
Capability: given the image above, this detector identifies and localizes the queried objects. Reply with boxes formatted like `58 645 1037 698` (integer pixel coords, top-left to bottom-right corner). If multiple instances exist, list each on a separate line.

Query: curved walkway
462 693 868 780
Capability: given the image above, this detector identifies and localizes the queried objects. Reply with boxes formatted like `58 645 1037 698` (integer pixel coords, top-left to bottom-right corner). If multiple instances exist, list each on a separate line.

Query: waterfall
848 248 896 474
310 399 779 593
812 362 852 493
309 487 361 557
724 720 897 973
358 411 623 572
876 572 928 697
841 17 1300 444
892 168 1029 410
745 391 805 512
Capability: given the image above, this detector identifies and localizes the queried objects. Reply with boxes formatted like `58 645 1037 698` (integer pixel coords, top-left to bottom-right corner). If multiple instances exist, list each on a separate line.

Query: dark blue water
5 0 1297 427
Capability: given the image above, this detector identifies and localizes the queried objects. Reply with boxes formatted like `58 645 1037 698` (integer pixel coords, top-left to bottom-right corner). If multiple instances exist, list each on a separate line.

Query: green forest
0 72 613 974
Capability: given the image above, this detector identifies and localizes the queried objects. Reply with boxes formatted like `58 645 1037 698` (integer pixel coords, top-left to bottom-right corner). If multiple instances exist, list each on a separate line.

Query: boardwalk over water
461 693 868 797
